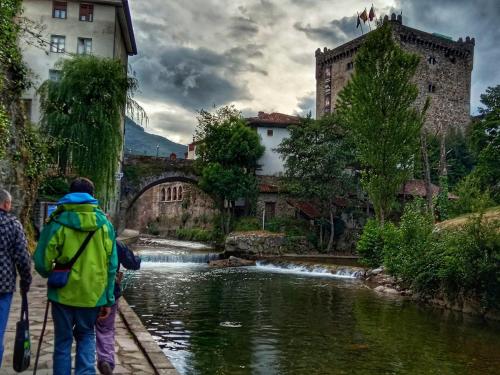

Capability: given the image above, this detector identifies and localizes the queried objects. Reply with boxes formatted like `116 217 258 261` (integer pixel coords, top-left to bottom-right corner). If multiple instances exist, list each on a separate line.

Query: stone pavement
0 273 178 375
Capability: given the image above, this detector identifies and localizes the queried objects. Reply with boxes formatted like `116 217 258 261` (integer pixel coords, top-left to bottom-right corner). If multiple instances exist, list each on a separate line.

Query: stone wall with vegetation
224 231 286 258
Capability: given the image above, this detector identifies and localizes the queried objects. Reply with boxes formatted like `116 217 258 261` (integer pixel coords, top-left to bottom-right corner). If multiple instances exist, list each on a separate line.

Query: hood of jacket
50 193 107 232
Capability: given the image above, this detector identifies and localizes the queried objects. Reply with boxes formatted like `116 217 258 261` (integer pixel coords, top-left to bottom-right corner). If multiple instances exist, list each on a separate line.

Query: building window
77 38 92 55
178 186 183 200
50 35 65 53
427 55 437 65
79 3 94 22
346 61 354 70
172 187 178 201
428 83 436 93
161 188 166 202
325 66 331 78
265 202 276 219
21 99 32 122
167 187 172 201
267 129 273 137
49 69 61 81
53 1 67 19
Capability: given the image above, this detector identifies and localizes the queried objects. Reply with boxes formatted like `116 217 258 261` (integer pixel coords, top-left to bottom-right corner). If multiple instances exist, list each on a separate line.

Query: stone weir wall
315 14 475 135
225 231 286 258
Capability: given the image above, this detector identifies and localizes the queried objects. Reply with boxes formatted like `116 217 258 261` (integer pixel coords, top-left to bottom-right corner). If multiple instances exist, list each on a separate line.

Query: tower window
346 61 354 70
267 129 273 137
53 1 67 19
428 83 436 93
427 56 437 65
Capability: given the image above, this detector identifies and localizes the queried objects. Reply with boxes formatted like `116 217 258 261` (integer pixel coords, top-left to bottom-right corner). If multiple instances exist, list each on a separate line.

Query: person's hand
98 306 111 320
19 279 30 294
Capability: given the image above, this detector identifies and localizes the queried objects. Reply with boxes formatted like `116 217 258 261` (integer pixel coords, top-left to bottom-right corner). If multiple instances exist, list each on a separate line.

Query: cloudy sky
128 0 500 145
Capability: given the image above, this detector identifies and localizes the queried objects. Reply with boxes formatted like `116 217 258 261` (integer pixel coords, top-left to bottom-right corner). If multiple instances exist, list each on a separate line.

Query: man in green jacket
34 178 118 375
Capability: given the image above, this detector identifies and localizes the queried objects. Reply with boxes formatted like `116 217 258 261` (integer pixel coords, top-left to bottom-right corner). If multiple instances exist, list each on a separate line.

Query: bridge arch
118 156 200 230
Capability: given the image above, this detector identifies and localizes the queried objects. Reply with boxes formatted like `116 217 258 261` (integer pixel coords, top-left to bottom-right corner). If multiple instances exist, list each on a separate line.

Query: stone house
126 181 217 235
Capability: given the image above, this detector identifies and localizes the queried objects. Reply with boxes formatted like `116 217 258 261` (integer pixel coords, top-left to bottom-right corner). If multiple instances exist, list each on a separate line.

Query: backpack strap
60 230 96 269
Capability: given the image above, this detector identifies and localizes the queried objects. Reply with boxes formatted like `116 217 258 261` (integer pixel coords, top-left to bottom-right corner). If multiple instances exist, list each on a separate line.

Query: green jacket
34 201 118 307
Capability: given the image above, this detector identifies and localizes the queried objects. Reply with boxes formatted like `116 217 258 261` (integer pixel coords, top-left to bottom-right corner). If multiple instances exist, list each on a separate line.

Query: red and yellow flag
360 9 368 23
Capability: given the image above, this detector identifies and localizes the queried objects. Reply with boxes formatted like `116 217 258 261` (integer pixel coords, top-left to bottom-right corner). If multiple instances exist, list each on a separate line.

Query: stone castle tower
315 14 475 134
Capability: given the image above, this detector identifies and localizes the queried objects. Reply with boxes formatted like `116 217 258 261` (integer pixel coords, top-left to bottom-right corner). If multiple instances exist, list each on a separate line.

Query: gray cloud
294 16 359 47
128 0 500 143
134 45 265 111
295 92 315 117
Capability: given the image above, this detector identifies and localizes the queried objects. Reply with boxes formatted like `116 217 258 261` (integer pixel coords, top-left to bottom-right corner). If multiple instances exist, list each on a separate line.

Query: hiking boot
97 361 113 375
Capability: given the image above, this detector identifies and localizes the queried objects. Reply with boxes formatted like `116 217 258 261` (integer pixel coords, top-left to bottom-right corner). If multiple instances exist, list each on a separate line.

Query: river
123 242 500 375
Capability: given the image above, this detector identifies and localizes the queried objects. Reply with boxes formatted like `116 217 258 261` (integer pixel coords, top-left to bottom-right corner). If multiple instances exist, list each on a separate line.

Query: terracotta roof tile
246 112 301 127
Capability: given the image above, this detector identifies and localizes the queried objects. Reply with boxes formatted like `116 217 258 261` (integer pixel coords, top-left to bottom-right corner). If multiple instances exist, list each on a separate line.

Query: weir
139 250 221 264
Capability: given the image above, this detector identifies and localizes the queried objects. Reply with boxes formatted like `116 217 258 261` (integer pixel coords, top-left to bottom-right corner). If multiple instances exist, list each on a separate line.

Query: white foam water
255 261 363 279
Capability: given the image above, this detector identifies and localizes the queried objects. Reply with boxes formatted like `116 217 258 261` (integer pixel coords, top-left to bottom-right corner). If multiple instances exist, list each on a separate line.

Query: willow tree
337 21 426 223
39 55 144 204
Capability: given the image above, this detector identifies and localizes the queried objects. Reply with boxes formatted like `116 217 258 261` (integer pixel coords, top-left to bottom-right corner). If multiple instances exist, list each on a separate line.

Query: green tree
337 21 426 223
277 114 354 251
195 106 264 234
39 55 144 204
468 85 500 202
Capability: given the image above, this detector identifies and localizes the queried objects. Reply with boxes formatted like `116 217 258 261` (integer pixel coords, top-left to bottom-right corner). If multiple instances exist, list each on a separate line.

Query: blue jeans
51 302 100 375
0 293 13 368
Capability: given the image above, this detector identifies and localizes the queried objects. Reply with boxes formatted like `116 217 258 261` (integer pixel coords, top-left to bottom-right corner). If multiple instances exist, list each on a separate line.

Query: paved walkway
1 273 178 374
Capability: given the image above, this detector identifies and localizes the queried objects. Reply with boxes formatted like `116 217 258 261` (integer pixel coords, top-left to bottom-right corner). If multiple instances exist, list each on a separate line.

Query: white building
186 112 300 177
20 0 137 123
246 112 300 176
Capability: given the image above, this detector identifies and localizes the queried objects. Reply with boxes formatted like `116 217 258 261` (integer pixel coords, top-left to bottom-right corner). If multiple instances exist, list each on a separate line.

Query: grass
436 206 500 230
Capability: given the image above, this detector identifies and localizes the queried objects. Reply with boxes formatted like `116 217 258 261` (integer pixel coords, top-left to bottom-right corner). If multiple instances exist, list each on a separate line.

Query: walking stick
33 300 50 375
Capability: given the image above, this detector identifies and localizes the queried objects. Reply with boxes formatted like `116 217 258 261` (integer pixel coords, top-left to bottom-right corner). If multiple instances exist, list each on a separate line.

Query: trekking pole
33 300 50 375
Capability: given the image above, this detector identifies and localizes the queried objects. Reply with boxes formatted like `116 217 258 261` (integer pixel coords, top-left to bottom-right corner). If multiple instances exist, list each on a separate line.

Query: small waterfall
255 261 364 279
140 252 221 264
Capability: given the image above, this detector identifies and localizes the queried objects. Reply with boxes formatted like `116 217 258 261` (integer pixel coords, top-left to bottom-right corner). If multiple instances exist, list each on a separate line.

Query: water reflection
124 255 500 375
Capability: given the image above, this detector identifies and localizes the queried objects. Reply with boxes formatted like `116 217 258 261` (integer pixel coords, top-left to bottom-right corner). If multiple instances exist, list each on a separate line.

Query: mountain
124 117 188 158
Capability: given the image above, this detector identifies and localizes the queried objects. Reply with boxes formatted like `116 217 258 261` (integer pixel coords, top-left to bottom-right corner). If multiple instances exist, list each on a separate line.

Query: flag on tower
369 5 375 21
360 8 368 23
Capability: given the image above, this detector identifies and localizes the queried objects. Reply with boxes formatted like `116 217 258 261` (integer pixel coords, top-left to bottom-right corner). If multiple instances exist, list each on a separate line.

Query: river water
123 244 500 375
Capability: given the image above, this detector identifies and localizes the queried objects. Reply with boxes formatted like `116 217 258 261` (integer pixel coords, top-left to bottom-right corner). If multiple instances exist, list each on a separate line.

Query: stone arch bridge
119 155 199 229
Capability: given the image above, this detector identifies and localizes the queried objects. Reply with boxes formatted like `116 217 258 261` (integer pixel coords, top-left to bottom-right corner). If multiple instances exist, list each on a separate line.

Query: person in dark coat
0 188 31 367
96 240 141 374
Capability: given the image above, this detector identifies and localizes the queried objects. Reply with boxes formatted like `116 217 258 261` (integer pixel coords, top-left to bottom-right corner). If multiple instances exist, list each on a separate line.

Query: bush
233 216 261 232
146 221 160 236
176 227 219 242
356 219 387 268
383 200 437 290
437 215 500 308
451 174 495 216
265 216 310 237
381 199 500 309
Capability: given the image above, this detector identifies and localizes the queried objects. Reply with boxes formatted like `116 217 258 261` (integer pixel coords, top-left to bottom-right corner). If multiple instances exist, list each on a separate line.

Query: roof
120 0 137 55
259 184 280 193
246 112 301 128
287 199 321 219
89 1 137 55
400 180 458 200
